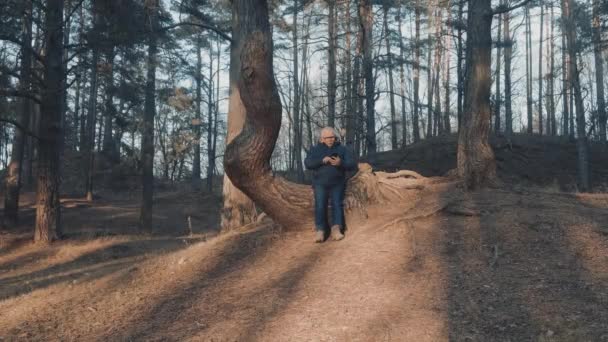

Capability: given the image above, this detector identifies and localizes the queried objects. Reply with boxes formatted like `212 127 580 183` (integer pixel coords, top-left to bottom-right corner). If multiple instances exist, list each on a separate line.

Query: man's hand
329 156 341 166
322 156 333 164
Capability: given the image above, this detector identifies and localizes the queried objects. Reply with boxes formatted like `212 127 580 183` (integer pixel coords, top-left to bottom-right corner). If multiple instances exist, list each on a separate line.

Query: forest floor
1 135 608 341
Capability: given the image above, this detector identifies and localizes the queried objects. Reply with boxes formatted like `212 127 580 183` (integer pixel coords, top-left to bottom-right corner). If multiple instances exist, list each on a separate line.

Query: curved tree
224 0 459 230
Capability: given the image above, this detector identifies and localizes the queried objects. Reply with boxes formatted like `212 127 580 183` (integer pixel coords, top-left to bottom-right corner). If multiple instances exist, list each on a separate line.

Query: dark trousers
313 182 345 231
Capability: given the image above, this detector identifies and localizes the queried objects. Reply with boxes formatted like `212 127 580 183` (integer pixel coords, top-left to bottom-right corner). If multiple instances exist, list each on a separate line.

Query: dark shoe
314 230 325 243
331 225 344 241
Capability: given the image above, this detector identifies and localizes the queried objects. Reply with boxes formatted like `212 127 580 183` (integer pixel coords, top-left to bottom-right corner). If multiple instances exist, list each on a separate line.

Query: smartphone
330 153 338 159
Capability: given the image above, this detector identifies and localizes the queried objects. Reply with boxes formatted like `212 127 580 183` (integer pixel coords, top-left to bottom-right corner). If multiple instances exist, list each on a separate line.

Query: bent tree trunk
225 0 459 230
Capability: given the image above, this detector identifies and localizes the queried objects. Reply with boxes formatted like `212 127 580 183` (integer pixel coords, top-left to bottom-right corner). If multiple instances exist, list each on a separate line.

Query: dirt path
1 188 607 341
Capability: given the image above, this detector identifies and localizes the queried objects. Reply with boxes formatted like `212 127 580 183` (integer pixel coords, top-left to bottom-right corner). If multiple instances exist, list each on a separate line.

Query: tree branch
0 116 41 140
492 0 531 15
0 35 45 65
0 89 42 104
159 22 232 42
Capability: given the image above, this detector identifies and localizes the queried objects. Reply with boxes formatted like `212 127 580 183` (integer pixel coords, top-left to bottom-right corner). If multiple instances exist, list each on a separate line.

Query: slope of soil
1 186 607 341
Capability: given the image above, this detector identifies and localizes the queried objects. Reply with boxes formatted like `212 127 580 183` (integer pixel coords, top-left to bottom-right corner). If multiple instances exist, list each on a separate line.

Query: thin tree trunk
457 0 496 189
383 2 397 149
327 0 337 127
562 0 589 190
494 8 502 134
102 48 116 159
561 21 569 137
35 0 64 242
359 0 375 153
139 0 158 231
84 3 101 202
206 45 215 192
548 4 556 136
192 38 202 183
592 0 606 142
426 16 434 139
504 8 513 134
397 0 408 145
538 0 544 135
4 0 33 225
443 4 452 135
526 4 533 133
345 0 356 148
456 0 464 130
413 0 421 142
292 0 304 182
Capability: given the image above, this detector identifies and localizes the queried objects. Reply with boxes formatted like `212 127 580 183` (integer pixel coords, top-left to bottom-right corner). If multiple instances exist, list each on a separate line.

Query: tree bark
397 0 408 146
538 0 544 135
592 0 606 142
192 38 202 183
102 48 117 160
4 0 33 225
225 0 459 229
525 4 533 134
84 3 101 202
359 0 375 153
494 8 502 134
413 0 422 142
503 8 513 135
292 0 304 182
548 4 556 136
457 0 496 189
327 0 337 127
206 43 216 192
35 0 64 243
456 0 464 130
383 2 397 150
561 21 569 137
562 0 589 190
220 1 258 231
139 0 158 231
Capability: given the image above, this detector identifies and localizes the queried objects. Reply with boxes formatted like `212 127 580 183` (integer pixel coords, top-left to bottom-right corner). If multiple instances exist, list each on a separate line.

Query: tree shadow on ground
0 236 206 301
444 189 608 341
103 228 321 341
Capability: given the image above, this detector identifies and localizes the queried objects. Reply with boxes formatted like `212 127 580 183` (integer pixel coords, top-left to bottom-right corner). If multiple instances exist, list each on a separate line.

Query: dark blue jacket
304 142 357 185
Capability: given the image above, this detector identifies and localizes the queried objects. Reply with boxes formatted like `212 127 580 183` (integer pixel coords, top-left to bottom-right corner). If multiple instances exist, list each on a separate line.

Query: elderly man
304 127 357 243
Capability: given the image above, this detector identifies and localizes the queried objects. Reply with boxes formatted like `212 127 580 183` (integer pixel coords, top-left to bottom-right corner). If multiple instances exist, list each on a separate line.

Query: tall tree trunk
443 3 452 135
548 4 556 136
413 0 421 142
561 22 569 136
503 8 513 135
327 0 337 127
383 2 397 149
359 0 375 153
84 3 101 202
397 0 408 146
456 0 464 130
4 0 33 225
426 19 434 139
494 8 502 134
102 48 116 159
35 0 64 242
292 0 304 182
525 4 533 133
139 0 158 231
220 2 258 231
457 0 496 189
354 12 364 157
592 0 606 142
345 0 356 148
538 0 544 135
562 0 589 190
206 45 215 192
192 38 202 183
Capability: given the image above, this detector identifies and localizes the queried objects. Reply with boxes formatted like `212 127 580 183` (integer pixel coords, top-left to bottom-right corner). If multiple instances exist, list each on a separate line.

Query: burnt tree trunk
592 0 606 142
413 0 422 142
503 9 513 135
327 0 337 127
35 0 64 242
192 38 202 183
292 0 304 182
383 2 397 150
457 0 496 189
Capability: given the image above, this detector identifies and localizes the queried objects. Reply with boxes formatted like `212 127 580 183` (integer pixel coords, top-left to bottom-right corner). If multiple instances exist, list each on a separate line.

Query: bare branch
0 116 41 140
0 88 42 104
159 22 232 42
492 0 531 15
